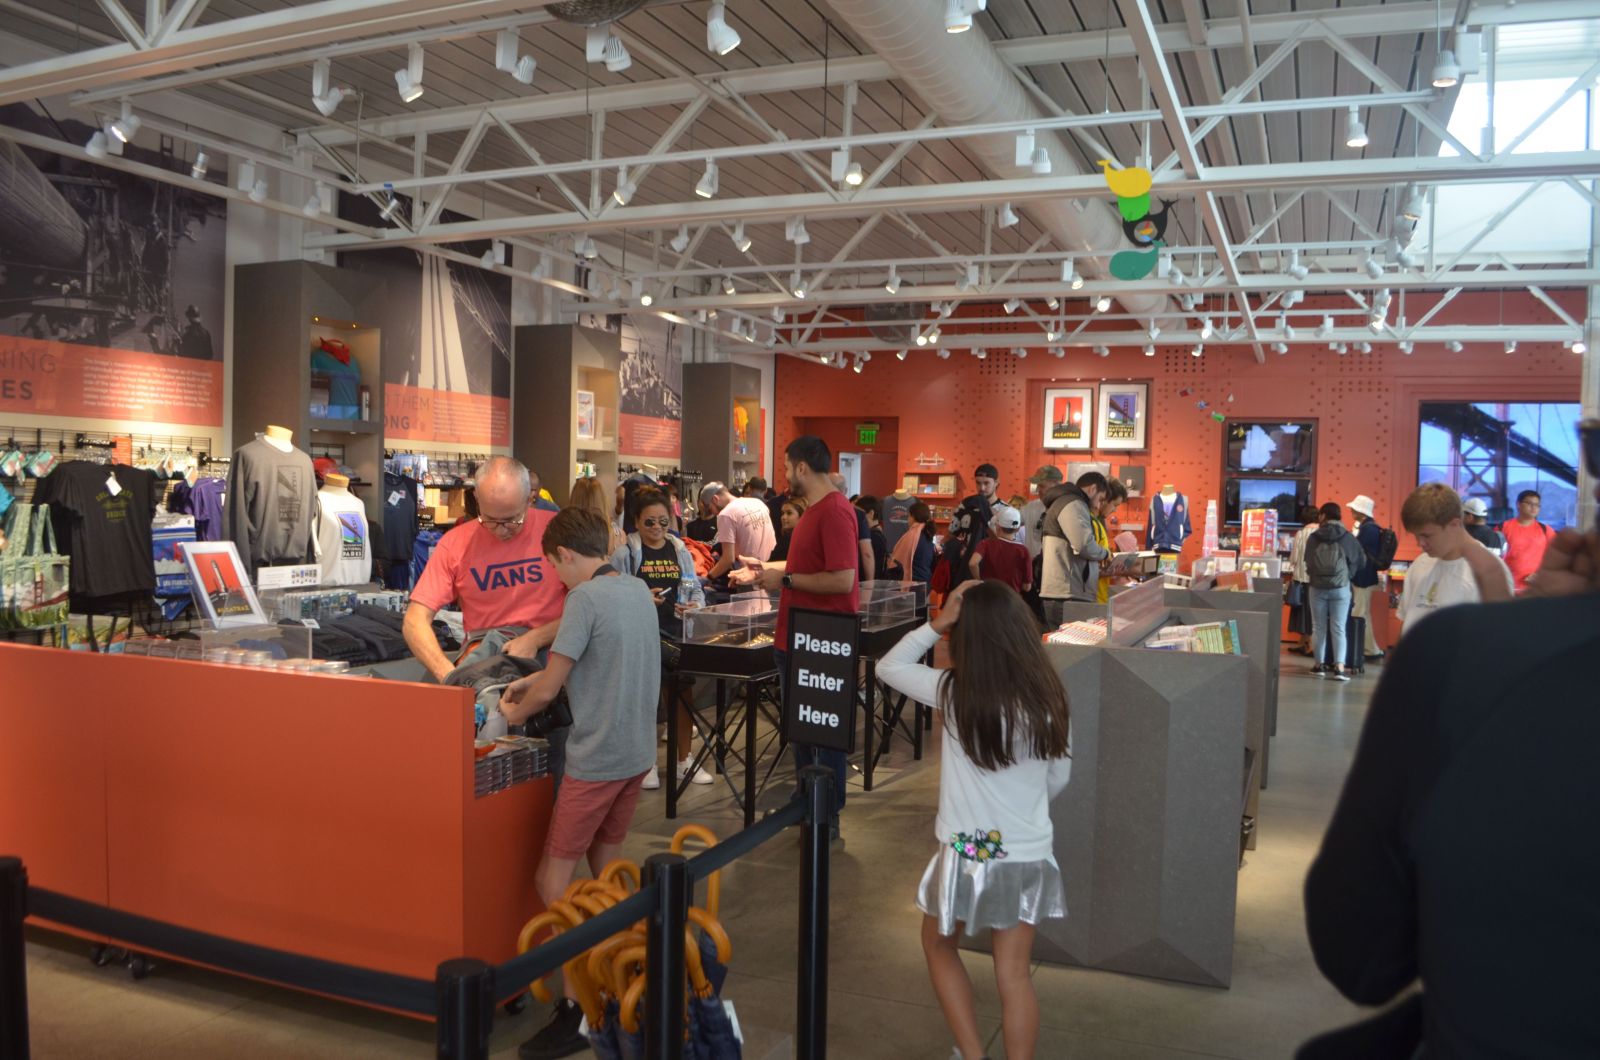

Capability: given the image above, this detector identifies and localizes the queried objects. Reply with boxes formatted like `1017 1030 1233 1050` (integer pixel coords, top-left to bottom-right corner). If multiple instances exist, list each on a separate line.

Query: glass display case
860 585 917 632
679 594 782 677
861 579 929 614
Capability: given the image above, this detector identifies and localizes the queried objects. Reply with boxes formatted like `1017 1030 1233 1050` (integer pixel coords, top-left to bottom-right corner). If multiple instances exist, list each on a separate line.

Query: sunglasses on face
479 513 526 530
640 517 673 529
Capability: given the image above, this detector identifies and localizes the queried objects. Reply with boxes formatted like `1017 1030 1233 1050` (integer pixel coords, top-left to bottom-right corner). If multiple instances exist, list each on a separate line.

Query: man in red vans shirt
403 456 566 680
735 435 859 838
1500 489 1557 593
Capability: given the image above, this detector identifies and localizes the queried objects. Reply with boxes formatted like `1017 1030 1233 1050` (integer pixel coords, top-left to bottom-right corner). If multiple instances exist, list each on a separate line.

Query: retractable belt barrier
0 769 834 1060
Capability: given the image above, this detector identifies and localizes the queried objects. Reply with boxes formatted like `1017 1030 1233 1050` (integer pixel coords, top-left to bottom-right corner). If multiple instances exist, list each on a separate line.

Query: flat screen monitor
1225 421 1316 475
1224 476 1310 526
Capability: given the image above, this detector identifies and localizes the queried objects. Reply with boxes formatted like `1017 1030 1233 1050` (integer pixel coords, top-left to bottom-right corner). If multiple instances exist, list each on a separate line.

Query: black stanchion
796 767 831 1060
1 857 29 1060
643 853 689 1060
435 957 493 1060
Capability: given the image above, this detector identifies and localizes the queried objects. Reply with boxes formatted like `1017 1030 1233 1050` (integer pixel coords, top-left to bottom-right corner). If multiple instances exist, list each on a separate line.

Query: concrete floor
21 651 1378 1058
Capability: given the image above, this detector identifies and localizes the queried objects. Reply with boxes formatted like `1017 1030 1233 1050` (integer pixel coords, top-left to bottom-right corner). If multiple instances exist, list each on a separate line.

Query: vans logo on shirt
470 557 543 591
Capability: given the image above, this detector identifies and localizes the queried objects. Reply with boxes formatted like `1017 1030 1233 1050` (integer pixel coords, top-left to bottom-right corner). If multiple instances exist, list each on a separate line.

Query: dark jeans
774 648 846 822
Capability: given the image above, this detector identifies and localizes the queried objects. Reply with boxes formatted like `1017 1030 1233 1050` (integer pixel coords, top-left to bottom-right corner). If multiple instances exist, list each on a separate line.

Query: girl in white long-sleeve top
876 579 1072 1060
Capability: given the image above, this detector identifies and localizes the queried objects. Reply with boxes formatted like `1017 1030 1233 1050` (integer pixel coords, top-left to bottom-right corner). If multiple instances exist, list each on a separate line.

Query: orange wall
775 291 1584 567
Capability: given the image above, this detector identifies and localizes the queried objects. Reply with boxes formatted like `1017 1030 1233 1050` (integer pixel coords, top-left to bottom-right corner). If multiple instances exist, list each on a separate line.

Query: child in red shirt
969 504 1032 596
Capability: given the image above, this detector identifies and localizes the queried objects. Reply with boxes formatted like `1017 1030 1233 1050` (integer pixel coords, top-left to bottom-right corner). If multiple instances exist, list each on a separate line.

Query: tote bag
0 503 71 630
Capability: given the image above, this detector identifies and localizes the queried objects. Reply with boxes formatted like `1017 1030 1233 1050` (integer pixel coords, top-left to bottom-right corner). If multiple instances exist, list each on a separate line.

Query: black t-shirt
869 527 889 580
35 461 158 600
1465 523 1504 553
637 541 683 635
382 471 418 562
685 517 717 544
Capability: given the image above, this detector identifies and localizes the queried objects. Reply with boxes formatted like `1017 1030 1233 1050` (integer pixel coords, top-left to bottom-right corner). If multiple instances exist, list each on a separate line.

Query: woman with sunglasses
608 486 711 789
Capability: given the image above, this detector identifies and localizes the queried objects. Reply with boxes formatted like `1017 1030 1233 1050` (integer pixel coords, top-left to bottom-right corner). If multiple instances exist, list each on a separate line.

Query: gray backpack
1307 533 1350 589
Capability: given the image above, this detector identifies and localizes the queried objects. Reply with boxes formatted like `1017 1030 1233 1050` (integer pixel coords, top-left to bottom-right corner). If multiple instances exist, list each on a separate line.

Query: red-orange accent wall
774 291 1583 567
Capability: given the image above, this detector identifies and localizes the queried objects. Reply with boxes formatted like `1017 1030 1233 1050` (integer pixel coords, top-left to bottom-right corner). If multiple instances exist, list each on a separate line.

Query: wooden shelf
310 418 380 435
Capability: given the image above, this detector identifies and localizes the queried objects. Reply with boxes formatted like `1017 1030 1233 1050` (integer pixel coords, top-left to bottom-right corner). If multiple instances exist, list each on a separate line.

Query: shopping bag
0 504 70 630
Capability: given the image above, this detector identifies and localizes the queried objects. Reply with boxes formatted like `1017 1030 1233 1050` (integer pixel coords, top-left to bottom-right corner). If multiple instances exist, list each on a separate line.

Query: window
1417 402 1582 528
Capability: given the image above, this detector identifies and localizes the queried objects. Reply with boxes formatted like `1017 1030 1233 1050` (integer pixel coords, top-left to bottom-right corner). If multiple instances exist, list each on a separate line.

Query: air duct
824 0 1171 320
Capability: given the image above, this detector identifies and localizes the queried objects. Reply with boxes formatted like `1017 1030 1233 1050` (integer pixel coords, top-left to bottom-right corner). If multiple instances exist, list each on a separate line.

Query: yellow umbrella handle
600 859 641 893
687 906 733 965
619 976 647 1035
669 825 721 919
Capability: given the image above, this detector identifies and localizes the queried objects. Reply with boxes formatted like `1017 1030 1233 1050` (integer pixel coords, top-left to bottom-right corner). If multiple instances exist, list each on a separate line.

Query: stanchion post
0 857 29 1060
643 853 688 1060
434 957 493 1060
797 767 832 1060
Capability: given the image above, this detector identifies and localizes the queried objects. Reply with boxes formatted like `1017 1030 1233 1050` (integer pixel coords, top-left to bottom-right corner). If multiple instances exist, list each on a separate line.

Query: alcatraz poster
0 104 225 427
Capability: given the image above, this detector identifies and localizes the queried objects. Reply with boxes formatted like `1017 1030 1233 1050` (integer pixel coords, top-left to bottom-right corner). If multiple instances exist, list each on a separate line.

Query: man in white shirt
699 481 776 581
1397 483 1514 636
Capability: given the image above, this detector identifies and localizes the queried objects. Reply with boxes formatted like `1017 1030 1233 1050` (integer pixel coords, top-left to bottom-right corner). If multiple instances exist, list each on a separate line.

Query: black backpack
1373 525 1399 571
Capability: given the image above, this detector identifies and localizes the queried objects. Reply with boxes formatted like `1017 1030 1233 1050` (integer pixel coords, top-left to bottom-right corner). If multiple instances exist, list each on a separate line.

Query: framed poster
576 390 596 440
1096 382 1149 451
1042 387 1094 450
178 541 267 628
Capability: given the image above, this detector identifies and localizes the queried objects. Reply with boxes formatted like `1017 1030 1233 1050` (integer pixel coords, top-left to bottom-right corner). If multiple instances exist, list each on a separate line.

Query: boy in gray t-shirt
498 507 660 1058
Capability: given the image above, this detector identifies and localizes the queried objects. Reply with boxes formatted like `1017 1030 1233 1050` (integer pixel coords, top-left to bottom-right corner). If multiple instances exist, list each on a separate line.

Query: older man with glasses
402 456 567 682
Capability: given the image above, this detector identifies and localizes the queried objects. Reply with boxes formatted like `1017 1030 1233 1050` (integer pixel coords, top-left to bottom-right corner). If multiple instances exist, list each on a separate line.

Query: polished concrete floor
21 651 1378 1058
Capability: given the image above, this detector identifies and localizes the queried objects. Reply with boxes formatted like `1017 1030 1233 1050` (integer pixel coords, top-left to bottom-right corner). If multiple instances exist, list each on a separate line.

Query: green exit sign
856 422 880 445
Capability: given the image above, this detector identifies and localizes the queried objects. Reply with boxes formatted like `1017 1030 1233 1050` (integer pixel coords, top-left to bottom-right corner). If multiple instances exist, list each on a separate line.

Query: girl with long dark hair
877 580 1072 1060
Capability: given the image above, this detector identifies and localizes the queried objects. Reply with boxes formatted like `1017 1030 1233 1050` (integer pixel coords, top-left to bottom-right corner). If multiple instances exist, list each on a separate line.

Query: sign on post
784 608 861 753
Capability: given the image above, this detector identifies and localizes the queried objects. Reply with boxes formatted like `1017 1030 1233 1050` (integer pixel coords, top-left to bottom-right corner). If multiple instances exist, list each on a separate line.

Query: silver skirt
917 846 1067 937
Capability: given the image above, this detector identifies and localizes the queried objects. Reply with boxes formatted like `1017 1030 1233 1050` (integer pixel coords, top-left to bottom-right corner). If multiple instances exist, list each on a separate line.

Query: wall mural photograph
0 104 226 427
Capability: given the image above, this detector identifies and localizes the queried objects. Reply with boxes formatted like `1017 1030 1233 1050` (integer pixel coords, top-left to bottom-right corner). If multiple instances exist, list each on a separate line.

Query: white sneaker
678 758 713 785
641 765 661 790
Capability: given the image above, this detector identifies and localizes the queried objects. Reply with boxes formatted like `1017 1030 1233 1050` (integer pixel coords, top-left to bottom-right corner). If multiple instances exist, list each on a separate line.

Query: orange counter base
0 643 549 1011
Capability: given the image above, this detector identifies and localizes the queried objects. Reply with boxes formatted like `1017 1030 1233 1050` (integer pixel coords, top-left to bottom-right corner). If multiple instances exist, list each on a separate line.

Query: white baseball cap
991 503 1022 531
1462 497 1489 518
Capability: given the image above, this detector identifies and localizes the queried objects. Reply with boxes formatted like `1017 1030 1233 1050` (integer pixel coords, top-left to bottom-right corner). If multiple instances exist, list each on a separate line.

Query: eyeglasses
479 512 527 531
640 517 673 529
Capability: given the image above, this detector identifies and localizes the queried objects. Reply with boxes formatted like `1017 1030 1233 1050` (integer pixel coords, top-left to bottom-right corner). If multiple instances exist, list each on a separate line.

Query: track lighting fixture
1445 340 1463 352
603 31 631 72
1012 347 1028 359
1192 343 1205 357
1364 256 1384 280
1045 296 1059 310
1169 265 1186 288
896 350 908 361
1369 313 1387 333
1431 49 1460 88
928 328 941 343
1094 295 1111 313
915 330 929 347
771 306 785 323
1401 186 1426 223
379 193 402 223
632 279 653 306
721 274 736 295
1281 318 1297 340
577 235 598 259
955 263 978 292
669 225 690 254
730 221 751 253
1503 341 1517 354
1044 328 1061 343
1345 106 1368 148
938 301 955 318
237 160 257 193
249 178 268 204
612 166 636 205
110 100 141 144
530 261 547 281
695 158 718 199
1286 249 1310 281
1332 342 1347 354
311 59 346 117
852 357 863 374
944 0 986 34
86 130 109 159
1200 317 1214 340
785 216 809 245
1014 130 1035 167
1281 289 1304 309
1271 341 1288 355
1050 347 1065 359
1147 321 1161 340
706 1 742 55
884 267 901 295
997 202 1019 229
1142 343 1155 356
1003 298 1021 315
1356 341 1372 354
395 44 425 102
190 150 208 180
1061 258 1083 289
495 29 537 84
1092 344 1109 357
974 349 988 360
1317 315 1333 338
1570 339 1587 354
304 184 331 218
1398 340 1414 354
1030 147 1052 175
791 271 807 299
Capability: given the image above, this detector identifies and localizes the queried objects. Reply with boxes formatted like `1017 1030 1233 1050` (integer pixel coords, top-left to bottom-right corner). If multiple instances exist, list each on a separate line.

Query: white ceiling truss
1 0 1595 361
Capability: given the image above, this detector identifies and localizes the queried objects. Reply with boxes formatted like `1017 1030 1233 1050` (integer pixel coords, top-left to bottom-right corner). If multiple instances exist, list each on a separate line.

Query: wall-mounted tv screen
1224 476 1311 526
1417 401 1581 529
1225 421 1316 475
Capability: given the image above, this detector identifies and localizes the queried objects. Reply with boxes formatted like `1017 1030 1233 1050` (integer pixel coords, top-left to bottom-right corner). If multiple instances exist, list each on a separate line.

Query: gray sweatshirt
227 437 317 575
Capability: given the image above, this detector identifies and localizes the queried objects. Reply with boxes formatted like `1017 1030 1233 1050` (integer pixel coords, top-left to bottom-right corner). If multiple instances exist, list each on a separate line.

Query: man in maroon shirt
735 435 859 838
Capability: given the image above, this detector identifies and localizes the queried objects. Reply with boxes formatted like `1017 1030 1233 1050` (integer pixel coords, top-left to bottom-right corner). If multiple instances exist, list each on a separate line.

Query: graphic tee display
882 493 915 552
34 461 159 600
636 541 683 634
226 439 317 575
314 486 373 587
409 507 565 631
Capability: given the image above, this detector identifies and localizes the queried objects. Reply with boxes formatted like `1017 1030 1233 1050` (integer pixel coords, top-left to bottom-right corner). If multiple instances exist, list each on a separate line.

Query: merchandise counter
0 643 550 1006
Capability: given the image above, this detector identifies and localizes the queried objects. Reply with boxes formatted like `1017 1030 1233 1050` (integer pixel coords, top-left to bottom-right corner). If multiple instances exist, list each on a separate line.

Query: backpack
1307 533 1350 589
1373 525 1399 571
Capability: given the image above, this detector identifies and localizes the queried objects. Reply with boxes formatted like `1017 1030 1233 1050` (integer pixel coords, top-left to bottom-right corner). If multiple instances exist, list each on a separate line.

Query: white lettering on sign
797 668 844 692
794 632 851 656
799 704 841 727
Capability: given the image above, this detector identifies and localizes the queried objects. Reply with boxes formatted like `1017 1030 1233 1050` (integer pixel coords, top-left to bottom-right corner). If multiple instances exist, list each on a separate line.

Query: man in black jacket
1302 476 1600 1058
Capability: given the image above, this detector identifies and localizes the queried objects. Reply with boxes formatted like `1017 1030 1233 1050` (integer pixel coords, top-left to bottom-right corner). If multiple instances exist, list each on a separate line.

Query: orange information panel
385 383 510 448
620 412 682 459
0 334 223 426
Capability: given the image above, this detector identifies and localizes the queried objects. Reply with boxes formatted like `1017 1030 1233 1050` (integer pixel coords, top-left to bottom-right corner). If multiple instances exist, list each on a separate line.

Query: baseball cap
1028 464 1063 486
974 463 999 480
1462 497 1489 518
991 503 1022 531
313 456 339 483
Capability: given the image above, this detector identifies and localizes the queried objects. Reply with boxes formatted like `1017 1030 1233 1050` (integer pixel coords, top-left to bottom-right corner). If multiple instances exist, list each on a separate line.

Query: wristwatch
782 573 794 589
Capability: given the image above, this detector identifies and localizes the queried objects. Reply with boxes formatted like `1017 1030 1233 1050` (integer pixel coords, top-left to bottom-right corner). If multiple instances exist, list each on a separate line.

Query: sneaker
677 758 713 785
1311 664 1328 677
641 765 661 790
519 998 586 1060
1364 651 1385 661
1332 669 1351 682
